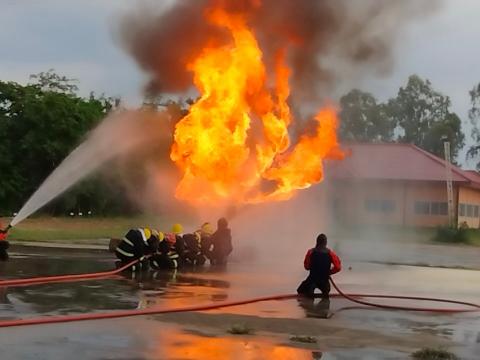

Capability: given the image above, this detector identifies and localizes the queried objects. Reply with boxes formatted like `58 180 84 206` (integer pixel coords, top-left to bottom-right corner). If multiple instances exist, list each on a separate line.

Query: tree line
339 74 465 161
1 71 480 216
0 71 127 217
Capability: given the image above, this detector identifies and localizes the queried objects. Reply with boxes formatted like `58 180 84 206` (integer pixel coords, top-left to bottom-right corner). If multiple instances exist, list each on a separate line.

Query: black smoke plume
119 0 441 102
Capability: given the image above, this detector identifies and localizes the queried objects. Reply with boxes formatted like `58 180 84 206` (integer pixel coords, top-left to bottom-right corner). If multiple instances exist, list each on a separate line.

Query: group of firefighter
111 218 233 271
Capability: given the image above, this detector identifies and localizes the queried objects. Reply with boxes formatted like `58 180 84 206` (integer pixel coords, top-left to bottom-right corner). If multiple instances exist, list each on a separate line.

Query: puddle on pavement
151 330 405 360
0 318 406 360
0 250 479 358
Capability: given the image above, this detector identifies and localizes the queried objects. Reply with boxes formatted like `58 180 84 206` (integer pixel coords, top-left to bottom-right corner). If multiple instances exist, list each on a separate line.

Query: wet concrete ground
0 248 479 359
335 237 480 270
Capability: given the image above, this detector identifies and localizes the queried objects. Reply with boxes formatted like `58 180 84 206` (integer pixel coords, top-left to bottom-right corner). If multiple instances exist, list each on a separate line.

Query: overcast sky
1 0 480 166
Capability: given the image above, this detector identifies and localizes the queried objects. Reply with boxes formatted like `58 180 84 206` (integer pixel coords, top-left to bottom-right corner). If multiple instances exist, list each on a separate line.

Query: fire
170 6 343 205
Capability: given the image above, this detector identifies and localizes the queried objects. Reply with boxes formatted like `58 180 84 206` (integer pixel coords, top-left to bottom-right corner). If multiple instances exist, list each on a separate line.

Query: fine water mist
11 110 170 226
228 185 330 266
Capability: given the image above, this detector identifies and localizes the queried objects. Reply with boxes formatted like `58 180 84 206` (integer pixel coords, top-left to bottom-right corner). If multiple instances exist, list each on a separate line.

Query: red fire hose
329 279 480 313
0 265 479 328
0 258 142 287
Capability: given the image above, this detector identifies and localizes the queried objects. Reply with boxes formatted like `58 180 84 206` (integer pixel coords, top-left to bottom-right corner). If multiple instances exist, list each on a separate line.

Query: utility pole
443 140 455 227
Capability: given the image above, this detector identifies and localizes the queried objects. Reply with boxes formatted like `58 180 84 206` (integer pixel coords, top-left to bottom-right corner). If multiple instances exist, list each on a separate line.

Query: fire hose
0 261 479 328
0 258 141 287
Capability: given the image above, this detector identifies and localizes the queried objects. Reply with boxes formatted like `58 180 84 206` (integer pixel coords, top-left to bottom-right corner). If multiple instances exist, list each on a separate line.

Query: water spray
9 111 169 227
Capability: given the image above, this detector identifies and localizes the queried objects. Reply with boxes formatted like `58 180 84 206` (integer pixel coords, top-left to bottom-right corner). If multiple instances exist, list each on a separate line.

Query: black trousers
0 241 9 261
150 254 178 270
184 253 206 266
115 251 149 271
297 275 330 298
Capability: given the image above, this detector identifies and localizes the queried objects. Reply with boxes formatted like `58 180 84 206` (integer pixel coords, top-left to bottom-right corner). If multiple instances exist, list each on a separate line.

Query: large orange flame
170 6 343 206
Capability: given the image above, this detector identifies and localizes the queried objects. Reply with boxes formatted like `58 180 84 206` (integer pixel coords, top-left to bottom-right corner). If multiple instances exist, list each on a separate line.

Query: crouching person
183 232 206 266
297 233 341 299
0 226 10 262
150 227 181 270
115 228 160 271
197 222 213 261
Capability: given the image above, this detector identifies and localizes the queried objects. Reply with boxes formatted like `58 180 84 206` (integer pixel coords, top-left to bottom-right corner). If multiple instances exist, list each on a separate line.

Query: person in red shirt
0 227 7 241
0 222 10 261
297 233 341 299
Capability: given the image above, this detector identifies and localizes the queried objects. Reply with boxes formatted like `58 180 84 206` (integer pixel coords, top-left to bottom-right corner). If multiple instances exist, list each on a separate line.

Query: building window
415 201 449 216
459 204 466 217
382 200 395 213
365 199 378 212
439 202 448 215
414 201 430 215
467 204 474 217
365 199 395 213
431 202 448 216
460 203 480 218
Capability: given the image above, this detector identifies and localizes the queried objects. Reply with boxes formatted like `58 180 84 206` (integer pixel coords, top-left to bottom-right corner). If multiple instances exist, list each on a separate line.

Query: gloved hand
0 225 11 234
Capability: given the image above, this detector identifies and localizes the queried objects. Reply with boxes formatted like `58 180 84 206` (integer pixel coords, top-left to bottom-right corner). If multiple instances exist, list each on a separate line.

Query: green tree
0 72 114 215
467 83 480 169
29 69 79 94
387 75 464 159
339 89 394 142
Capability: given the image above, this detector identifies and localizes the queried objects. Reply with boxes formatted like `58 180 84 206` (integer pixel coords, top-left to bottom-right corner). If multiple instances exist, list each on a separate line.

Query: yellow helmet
172 223 183 235
143 228 152 239
144 228 164 241
157 231 165 241
150 228 160 238
201 222 213 235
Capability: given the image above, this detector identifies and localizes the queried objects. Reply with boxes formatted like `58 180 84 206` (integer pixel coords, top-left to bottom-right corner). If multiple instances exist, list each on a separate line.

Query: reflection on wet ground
297 297 332 319
157 330 320 359
0 253 234 317
0 318 406 360
153 330 404 359
0 250 479 359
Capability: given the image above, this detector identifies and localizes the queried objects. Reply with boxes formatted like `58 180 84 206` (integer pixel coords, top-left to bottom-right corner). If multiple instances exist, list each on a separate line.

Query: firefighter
151 224 184 269
170 223 186 264
197 222 214 258
297 233 341 299
208 218 233 265
150 234 179 270
171 223 183 237
183 232 206 266
0 223 11 261
114 227 160 271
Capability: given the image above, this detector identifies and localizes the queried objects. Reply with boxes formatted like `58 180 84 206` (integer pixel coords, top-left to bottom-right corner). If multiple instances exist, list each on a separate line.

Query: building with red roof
324 143 480 228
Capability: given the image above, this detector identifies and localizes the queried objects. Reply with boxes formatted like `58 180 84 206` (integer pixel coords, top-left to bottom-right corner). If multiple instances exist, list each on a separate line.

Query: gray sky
1 0 479 166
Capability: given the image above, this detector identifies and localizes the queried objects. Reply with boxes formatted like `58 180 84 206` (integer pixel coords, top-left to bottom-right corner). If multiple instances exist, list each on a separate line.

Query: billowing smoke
118 0 441 103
